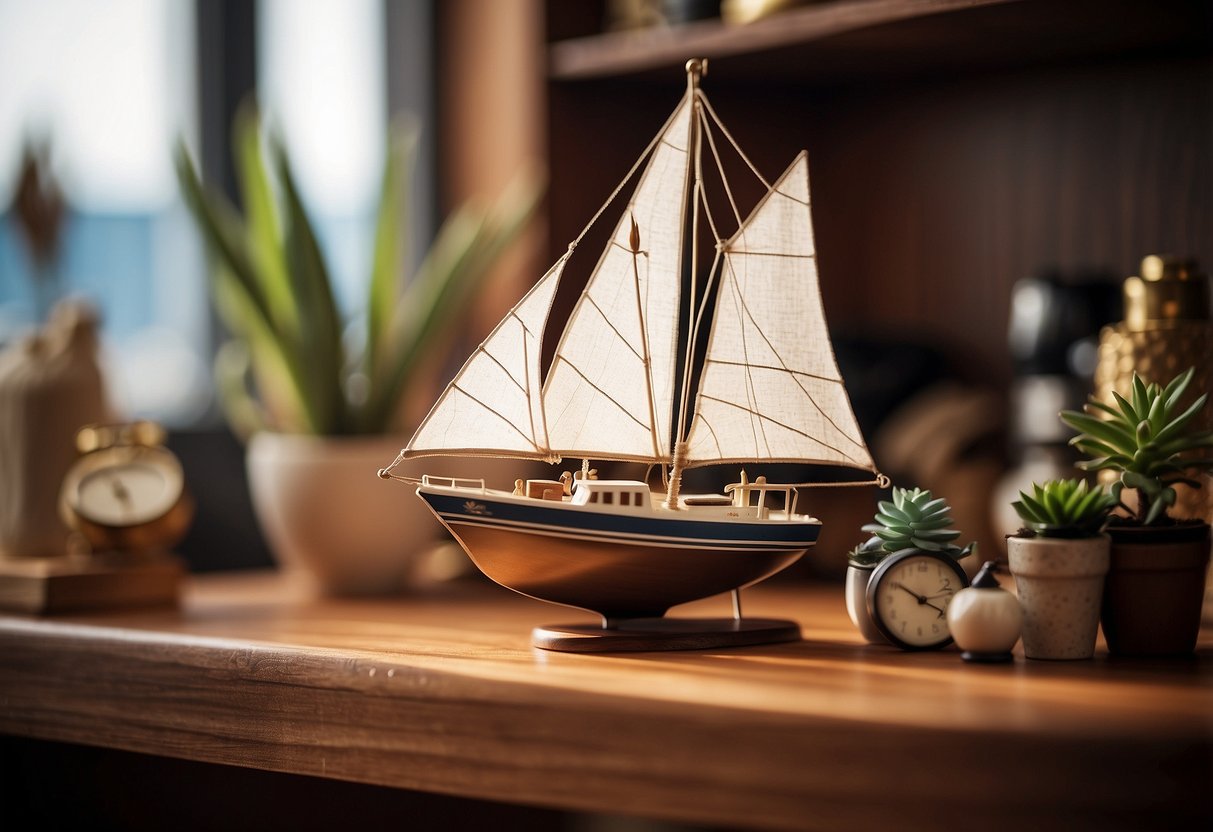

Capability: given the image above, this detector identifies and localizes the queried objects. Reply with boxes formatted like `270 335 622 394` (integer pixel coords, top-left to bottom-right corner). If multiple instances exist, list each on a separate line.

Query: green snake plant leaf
175 143 274 334
233 104 298 343
273 137 347 434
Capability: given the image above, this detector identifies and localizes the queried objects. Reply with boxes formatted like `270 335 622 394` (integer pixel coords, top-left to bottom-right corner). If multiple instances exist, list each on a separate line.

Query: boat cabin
569 480 652 511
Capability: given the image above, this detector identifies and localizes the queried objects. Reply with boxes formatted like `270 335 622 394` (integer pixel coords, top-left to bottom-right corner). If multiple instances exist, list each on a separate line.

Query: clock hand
924 600 948 618
896 583 927 603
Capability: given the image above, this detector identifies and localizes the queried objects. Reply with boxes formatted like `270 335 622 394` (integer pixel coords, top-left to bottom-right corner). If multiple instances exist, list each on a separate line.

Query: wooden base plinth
532 617 801 653
0 552 184 614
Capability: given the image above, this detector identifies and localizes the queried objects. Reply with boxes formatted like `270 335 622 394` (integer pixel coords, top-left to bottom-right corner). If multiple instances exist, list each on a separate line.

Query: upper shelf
549 0 1213 83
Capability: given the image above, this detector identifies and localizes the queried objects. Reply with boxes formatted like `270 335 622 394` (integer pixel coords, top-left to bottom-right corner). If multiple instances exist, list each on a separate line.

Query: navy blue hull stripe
419 489 820 549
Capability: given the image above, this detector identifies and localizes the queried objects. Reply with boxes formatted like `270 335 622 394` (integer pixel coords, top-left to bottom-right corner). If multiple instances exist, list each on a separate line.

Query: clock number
916 562 928 573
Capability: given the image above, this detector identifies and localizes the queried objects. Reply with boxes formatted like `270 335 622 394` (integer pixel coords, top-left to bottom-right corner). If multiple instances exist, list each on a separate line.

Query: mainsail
684 153 874 473
540 96 694 464
403 259 565 460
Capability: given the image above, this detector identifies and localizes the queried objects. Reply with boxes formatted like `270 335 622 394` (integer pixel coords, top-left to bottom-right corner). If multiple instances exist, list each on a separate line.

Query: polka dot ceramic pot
1007 535 1110 660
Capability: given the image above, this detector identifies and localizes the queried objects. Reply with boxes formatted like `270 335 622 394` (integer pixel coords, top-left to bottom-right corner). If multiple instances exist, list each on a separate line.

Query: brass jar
1094 255 1213 522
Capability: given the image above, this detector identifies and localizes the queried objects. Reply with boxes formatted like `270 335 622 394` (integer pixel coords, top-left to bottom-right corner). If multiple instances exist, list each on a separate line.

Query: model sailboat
380 60 882 650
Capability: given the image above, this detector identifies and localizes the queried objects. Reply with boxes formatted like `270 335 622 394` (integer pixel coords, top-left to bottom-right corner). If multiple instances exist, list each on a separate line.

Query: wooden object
0 551 183 614
0 572 1209 830
532 616 801 652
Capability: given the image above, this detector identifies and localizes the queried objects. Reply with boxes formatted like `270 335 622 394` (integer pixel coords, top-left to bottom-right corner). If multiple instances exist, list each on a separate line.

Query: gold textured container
1094 255 1213 522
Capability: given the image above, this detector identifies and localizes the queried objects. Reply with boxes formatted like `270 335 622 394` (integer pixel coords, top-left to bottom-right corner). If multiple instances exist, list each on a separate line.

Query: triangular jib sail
683 153 874 472
403 259 565 461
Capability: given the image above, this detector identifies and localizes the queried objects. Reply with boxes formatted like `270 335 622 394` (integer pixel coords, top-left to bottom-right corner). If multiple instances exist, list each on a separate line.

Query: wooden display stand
0 551 183 614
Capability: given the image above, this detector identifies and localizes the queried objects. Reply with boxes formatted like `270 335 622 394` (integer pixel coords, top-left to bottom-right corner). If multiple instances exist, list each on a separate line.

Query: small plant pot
845 563 887 644
1006 534 1109 660
1102 522 1211 657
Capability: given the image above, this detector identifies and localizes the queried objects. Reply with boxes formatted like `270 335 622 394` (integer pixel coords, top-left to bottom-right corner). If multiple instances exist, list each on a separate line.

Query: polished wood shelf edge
1 573 1209 830
549 0 1018 79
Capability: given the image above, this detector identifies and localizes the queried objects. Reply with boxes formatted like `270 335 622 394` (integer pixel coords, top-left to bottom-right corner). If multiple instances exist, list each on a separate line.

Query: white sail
684 153 874 472
541 96 694 464
403 258 566 461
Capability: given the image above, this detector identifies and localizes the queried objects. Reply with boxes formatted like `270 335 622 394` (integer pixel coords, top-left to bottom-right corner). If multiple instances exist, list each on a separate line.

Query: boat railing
422 474 488 493
724 479 800 520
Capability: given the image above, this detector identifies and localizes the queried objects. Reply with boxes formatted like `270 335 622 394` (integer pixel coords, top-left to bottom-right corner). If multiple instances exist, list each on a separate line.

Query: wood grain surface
0 571 1209 830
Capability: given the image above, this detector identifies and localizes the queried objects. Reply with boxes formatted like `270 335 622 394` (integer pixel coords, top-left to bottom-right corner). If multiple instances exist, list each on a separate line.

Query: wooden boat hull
417 486 817 622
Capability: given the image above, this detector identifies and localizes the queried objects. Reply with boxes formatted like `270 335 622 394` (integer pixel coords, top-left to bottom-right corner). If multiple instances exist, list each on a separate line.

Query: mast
664 58 706 510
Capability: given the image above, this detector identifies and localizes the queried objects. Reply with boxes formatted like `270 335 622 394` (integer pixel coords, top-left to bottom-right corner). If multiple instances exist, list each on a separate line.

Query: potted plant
175 106 540 594
1060 367 1213 655
1007 479 1117 659
846 486 974 643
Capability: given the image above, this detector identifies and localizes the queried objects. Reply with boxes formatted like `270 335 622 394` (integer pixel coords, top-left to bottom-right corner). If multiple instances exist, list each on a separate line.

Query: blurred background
1 0 1210 578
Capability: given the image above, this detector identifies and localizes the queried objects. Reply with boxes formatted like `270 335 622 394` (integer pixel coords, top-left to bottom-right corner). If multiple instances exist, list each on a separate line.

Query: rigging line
568 92 692 252
704 358 842 384
698 107 746 235
473 344 529 398
450 383 542 451
678 246 723 434
697 90 771 191
730 251 816 259
696 415 724 459
582 294 645 364
696 394 864 467
548 355 652 432
721 252 868 449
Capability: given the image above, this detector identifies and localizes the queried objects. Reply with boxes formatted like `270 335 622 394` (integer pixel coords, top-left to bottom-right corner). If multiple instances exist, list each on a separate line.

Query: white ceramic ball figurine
946 561 1023 663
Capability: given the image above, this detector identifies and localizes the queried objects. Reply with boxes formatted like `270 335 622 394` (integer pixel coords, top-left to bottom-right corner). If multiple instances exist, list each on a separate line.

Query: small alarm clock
60 421 194 554
866 549 970 651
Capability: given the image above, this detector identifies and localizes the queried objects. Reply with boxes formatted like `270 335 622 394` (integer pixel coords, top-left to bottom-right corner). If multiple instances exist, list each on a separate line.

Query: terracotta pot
246 433 444 595
1007 535 1109 660
845 563 886 644
1102 522 1211 656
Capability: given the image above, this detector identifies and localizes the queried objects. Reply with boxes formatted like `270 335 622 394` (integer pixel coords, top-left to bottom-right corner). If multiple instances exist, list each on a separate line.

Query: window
0 0 207 425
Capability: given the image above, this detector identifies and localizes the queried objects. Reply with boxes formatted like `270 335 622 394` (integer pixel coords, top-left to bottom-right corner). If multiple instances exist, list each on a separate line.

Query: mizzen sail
541 95 695 464
683 153 874 472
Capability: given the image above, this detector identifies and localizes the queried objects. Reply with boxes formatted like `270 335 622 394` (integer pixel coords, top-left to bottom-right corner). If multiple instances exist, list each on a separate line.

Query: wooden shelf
2 571 1210 830
550 0 1212 83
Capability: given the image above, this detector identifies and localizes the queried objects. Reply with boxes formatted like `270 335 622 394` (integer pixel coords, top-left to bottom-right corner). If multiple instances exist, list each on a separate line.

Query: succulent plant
1012 478 1118 538
848 486 974 566
1060 367 1213 526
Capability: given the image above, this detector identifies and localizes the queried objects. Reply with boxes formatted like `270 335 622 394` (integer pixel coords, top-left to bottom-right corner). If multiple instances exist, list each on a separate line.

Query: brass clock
60 421 194 554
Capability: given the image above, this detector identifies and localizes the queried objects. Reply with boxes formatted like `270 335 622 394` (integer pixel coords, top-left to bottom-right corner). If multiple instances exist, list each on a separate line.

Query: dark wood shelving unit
542 0 1213 386
550 0 1211 83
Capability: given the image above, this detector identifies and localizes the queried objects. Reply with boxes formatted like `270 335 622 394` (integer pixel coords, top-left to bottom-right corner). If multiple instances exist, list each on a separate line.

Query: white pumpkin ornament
946 561 1022 663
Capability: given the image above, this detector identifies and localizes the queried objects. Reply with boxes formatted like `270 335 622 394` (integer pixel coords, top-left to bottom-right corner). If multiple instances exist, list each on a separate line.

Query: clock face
867 552 970 650
68 447 184 527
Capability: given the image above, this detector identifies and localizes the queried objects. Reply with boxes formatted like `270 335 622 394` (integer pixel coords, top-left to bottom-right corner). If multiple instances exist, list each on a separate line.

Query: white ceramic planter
246 433 444 595
1006 534 1110 660
845 563 887 644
